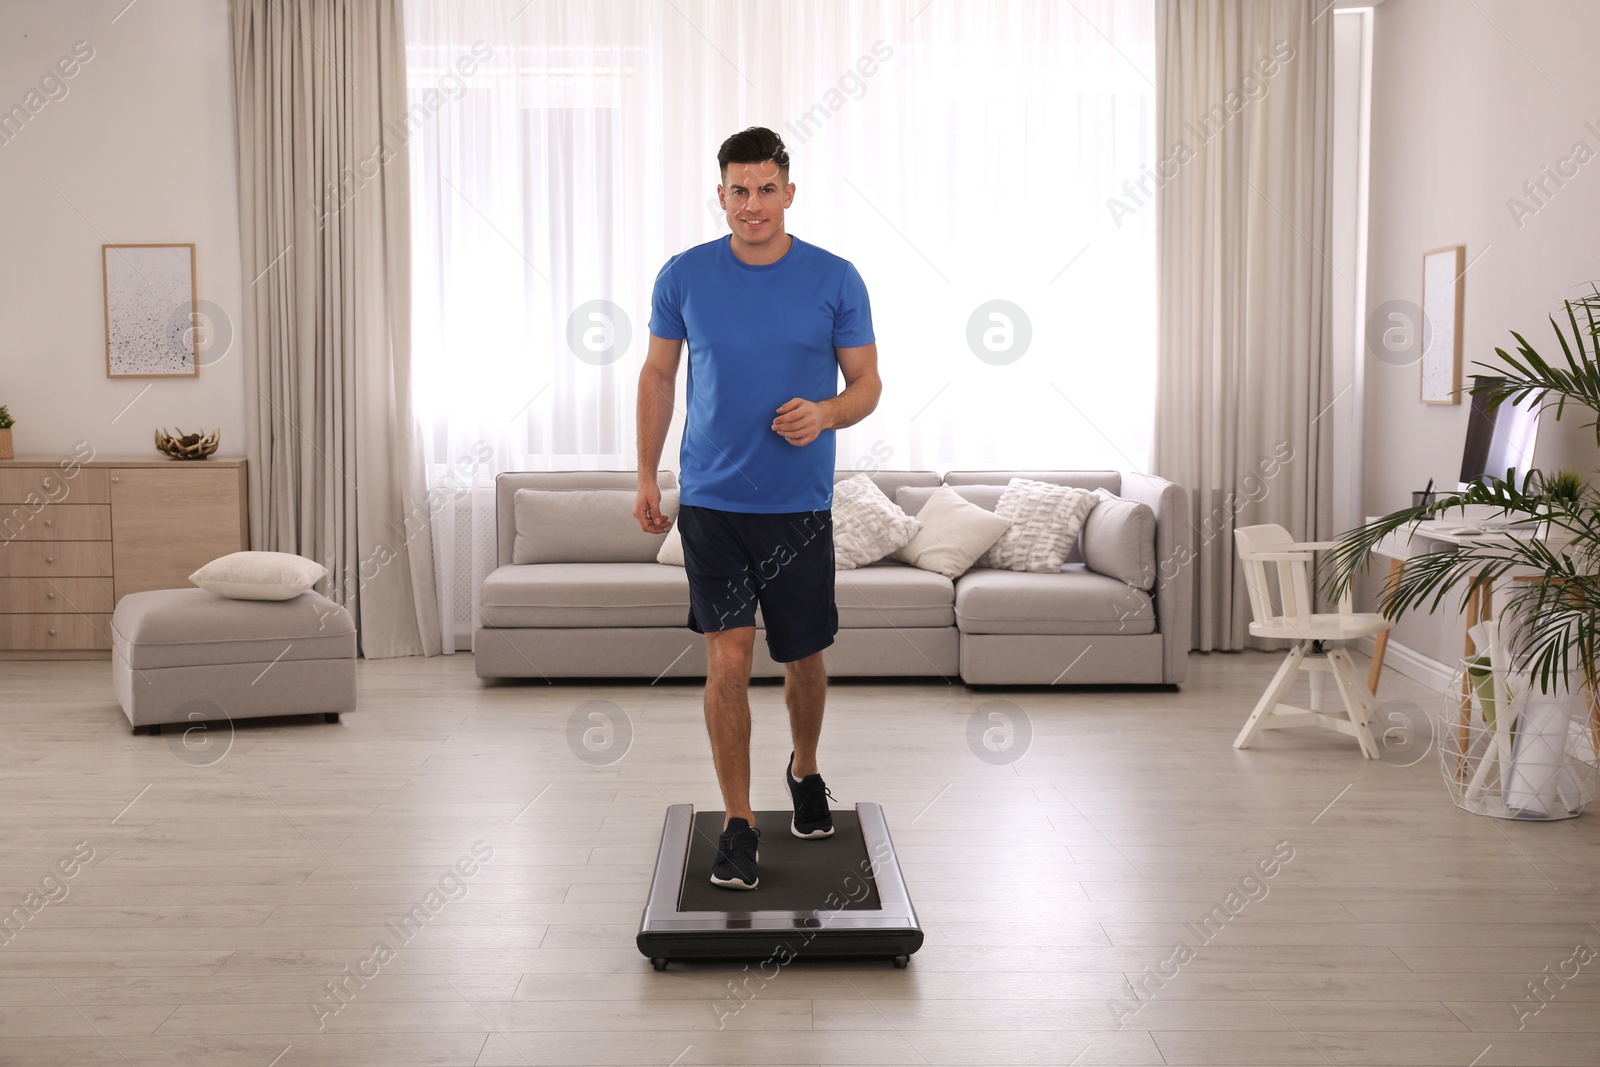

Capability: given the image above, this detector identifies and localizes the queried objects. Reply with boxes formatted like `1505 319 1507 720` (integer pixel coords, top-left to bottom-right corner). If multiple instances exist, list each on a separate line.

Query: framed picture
103 243 199 378
1420 244 1464 405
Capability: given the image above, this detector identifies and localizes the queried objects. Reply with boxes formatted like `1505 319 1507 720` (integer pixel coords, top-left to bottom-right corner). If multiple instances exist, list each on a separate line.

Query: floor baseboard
1356 634 1454 693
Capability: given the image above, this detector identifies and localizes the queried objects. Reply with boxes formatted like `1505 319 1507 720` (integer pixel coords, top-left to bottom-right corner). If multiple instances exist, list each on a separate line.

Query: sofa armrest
1119 472 1192 684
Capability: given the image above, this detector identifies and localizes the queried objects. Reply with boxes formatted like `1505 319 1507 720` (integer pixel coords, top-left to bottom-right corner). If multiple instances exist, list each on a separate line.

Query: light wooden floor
2 651 1598 1066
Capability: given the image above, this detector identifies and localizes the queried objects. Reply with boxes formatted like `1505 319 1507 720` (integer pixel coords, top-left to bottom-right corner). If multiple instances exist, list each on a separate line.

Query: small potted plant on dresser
0 405 14 460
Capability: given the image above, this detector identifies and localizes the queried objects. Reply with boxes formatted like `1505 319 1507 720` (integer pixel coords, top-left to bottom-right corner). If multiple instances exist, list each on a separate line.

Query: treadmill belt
677 810 884 913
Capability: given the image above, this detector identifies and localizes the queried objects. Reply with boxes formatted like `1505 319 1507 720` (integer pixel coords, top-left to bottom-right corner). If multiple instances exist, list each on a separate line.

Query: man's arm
635 332 683 532
772 342 881 446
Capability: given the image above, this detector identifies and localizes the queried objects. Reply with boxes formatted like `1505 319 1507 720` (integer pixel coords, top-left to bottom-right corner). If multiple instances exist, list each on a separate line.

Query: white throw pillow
189 551 327 601
657 518 685 566
979 478 1099 572
831 473 922 570
892 486 1013 578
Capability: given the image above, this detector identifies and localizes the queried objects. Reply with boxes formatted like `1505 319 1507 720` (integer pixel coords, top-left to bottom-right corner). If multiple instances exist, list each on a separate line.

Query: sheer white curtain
404 0 1156 647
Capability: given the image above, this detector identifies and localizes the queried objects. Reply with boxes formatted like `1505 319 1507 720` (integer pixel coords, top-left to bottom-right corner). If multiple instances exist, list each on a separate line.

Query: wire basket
1438 658 1600 820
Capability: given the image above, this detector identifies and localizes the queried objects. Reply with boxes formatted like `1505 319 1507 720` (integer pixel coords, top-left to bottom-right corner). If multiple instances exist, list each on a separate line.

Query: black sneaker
710 817 760 890
785 752 835 839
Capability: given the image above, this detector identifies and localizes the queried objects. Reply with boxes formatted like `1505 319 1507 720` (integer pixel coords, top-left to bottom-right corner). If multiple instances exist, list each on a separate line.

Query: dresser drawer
0 577 115 614
0 541 114 577
0 467 109 505
0 613 113 651
0 504 111 542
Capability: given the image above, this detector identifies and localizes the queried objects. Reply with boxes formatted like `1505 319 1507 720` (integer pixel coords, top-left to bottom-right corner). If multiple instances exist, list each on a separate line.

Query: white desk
1366 519 1518 694
1366 517 1600 778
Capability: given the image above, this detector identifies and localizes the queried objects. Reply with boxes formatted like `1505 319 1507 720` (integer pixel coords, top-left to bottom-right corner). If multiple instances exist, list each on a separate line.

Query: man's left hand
772 398 827 447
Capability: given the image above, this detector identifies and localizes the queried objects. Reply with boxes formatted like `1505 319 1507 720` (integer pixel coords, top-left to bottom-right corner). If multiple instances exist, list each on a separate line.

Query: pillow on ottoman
189 551 327 601
892 486 1012 578
832 474 921 569
979 478 1098 572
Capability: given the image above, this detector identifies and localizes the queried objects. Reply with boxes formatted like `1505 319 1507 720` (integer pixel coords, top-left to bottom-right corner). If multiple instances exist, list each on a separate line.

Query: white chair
1233 524 1392 759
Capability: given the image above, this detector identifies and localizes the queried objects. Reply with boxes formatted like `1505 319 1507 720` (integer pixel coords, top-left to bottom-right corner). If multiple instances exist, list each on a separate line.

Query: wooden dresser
0 456 248 658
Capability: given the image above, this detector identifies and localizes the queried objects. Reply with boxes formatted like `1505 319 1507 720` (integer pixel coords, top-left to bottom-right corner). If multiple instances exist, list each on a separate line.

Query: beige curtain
230 0 440 658
1154 0 1334 651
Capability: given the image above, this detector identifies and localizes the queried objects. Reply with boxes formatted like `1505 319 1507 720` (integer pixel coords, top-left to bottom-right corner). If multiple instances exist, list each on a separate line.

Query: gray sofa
473 469 1190 685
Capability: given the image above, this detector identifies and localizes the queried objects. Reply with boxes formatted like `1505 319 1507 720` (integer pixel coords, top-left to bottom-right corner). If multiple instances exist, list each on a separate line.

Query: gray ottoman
111 588 357 731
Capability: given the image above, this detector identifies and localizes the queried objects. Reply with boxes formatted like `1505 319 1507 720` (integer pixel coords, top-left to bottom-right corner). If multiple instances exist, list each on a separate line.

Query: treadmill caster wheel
324 713 340 724
651 958 669 972
891 955 909 969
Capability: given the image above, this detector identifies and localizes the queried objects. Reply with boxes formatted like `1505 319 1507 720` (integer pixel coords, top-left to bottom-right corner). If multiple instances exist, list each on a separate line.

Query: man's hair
718 126 789 180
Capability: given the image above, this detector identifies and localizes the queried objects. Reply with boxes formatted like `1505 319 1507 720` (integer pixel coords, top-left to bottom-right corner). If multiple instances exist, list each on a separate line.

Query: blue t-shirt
648 235 874 513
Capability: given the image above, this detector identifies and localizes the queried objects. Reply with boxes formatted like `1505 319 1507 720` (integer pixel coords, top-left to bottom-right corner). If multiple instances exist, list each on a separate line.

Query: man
633 127 882 890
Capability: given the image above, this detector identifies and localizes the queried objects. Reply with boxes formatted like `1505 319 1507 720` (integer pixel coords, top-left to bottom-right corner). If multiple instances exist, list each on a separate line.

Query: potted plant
0 405 13 461
1326 289 1600 695
1324 288 1600 815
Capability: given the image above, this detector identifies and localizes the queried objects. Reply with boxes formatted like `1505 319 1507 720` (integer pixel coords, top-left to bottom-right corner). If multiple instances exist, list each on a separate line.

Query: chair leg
1235 643 1308 750
1328 648 1380 759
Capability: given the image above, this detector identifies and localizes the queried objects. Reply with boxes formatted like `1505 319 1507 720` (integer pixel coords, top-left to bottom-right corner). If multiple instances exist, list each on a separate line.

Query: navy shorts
677 504 838 663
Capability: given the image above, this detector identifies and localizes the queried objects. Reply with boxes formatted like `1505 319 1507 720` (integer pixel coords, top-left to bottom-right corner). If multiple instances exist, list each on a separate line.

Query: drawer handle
43 519 52 527
46 593 55 600
45 556 54 563
111 477 120 484
47 628 56 636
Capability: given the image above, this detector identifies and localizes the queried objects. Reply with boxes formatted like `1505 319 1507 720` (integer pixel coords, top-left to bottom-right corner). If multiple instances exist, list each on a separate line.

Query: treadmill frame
637 802 923 965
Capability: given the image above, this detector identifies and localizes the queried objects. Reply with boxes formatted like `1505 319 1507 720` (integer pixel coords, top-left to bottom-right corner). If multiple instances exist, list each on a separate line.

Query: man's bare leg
704 627 756 828
785 650 827 778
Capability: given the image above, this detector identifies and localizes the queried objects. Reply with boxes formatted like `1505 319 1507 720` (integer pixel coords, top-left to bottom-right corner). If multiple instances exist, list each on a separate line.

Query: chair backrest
1234 523 1314 626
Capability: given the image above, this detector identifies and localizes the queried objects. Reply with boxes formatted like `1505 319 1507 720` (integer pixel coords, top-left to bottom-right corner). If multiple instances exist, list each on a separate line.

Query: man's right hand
635 480 672 534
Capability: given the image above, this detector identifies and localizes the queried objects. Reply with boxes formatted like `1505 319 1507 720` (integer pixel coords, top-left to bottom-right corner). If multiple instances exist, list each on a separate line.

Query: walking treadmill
637 802 923 970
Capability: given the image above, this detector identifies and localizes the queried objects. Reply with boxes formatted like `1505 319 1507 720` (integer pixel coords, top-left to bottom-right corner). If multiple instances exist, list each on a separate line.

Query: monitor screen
1460 375 1541 487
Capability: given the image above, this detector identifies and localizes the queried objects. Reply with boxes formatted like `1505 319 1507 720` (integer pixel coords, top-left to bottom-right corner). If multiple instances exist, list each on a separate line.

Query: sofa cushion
481 559 954 630
513 488 678 565
900 483 1091 565
1081 489 1158 590
979 479 1098 572
658 519 685 566
834 563 955 627
480 563 690 627
496 470 677 567
897 484 1006 516
891 486 1011 579
111 588 356 669
942 470 1122 494
832 474 921 569
954 565 1155 635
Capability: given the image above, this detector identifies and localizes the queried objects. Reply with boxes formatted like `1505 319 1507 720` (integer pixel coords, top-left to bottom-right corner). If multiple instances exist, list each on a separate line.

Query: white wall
0 0 243 460
1362 0 1600 676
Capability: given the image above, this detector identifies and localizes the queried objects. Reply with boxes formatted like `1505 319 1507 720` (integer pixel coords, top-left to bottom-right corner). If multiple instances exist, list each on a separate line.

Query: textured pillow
832 473 921 570
189 551 326 601
892 487 1013 579
657 518 685 566
1081 488 1157 589
979 478 1098 572
513 488 678 565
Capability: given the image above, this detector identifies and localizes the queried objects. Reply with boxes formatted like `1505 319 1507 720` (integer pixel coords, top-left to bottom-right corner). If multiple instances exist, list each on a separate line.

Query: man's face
719 160 793 246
